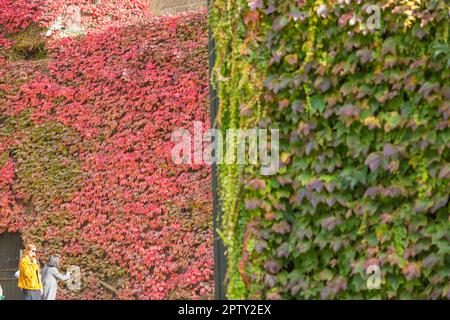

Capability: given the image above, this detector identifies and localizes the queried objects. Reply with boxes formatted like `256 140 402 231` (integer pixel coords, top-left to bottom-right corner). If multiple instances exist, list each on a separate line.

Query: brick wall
149 0 206 15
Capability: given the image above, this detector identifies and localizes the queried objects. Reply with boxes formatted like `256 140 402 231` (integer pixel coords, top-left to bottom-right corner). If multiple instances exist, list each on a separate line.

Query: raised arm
50 267 70 281
20 257 36 280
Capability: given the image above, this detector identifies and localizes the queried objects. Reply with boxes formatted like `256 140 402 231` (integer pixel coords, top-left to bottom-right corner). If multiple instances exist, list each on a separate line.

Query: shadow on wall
150 0 206 15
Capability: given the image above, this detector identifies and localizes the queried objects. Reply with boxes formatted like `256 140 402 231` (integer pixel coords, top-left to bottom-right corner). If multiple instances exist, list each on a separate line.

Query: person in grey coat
41 255 71 300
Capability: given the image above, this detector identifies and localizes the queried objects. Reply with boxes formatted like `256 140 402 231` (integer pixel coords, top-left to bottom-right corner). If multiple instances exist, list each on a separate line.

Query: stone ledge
150 0 206 15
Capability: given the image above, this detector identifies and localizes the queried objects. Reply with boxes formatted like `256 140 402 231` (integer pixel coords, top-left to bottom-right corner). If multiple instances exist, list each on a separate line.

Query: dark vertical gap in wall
208 0 227 300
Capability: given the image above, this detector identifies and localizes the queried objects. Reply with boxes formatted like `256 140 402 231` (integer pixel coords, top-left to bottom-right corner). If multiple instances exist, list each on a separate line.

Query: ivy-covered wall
1 2 213 299
211 0 449 299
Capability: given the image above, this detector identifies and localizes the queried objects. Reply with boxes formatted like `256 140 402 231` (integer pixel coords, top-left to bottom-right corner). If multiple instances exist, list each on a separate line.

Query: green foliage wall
211 0 449 299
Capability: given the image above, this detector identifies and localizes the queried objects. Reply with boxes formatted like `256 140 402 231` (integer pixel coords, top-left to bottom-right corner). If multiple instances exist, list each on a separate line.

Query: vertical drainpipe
208 0 227 300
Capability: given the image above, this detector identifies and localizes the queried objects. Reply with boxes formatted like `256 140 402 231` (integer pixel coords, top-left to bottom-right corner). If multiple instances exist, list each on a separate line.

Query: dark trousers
22 289 41 300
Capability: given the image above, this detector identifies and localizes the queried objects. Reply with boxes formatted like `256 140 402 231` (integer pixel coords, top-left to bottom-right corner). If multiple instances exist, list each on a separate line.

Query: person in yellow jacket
18 244 43 300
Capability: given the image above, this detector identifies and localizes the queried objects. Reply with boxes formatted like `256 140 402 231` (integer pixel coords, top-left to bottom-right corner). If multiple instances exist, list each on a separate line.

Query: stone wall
149 0 206 15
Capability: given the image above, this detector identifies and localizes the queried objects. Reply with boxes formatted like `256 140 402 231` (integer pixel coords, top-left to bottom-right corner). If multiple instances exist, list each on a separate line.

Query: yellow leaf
281 152 291 164
363 116 381 129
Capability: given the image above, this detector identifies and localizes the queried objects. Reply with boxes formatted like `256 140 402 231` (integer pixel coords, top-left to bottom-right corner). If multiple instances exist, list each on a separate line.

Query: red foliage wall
0 0 150 29
0 2 212 299
0 0 151 50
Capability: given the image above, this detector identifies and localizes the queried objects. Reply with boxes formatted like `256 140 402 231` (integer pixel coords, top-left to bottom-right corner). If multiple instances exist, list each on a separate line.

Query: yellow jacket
18 255 43 290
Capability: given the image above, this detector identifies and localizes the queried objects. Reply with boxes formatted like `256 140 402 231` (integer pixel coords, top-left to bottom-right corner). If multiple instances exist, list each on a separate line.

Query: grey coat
41 266 70 300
